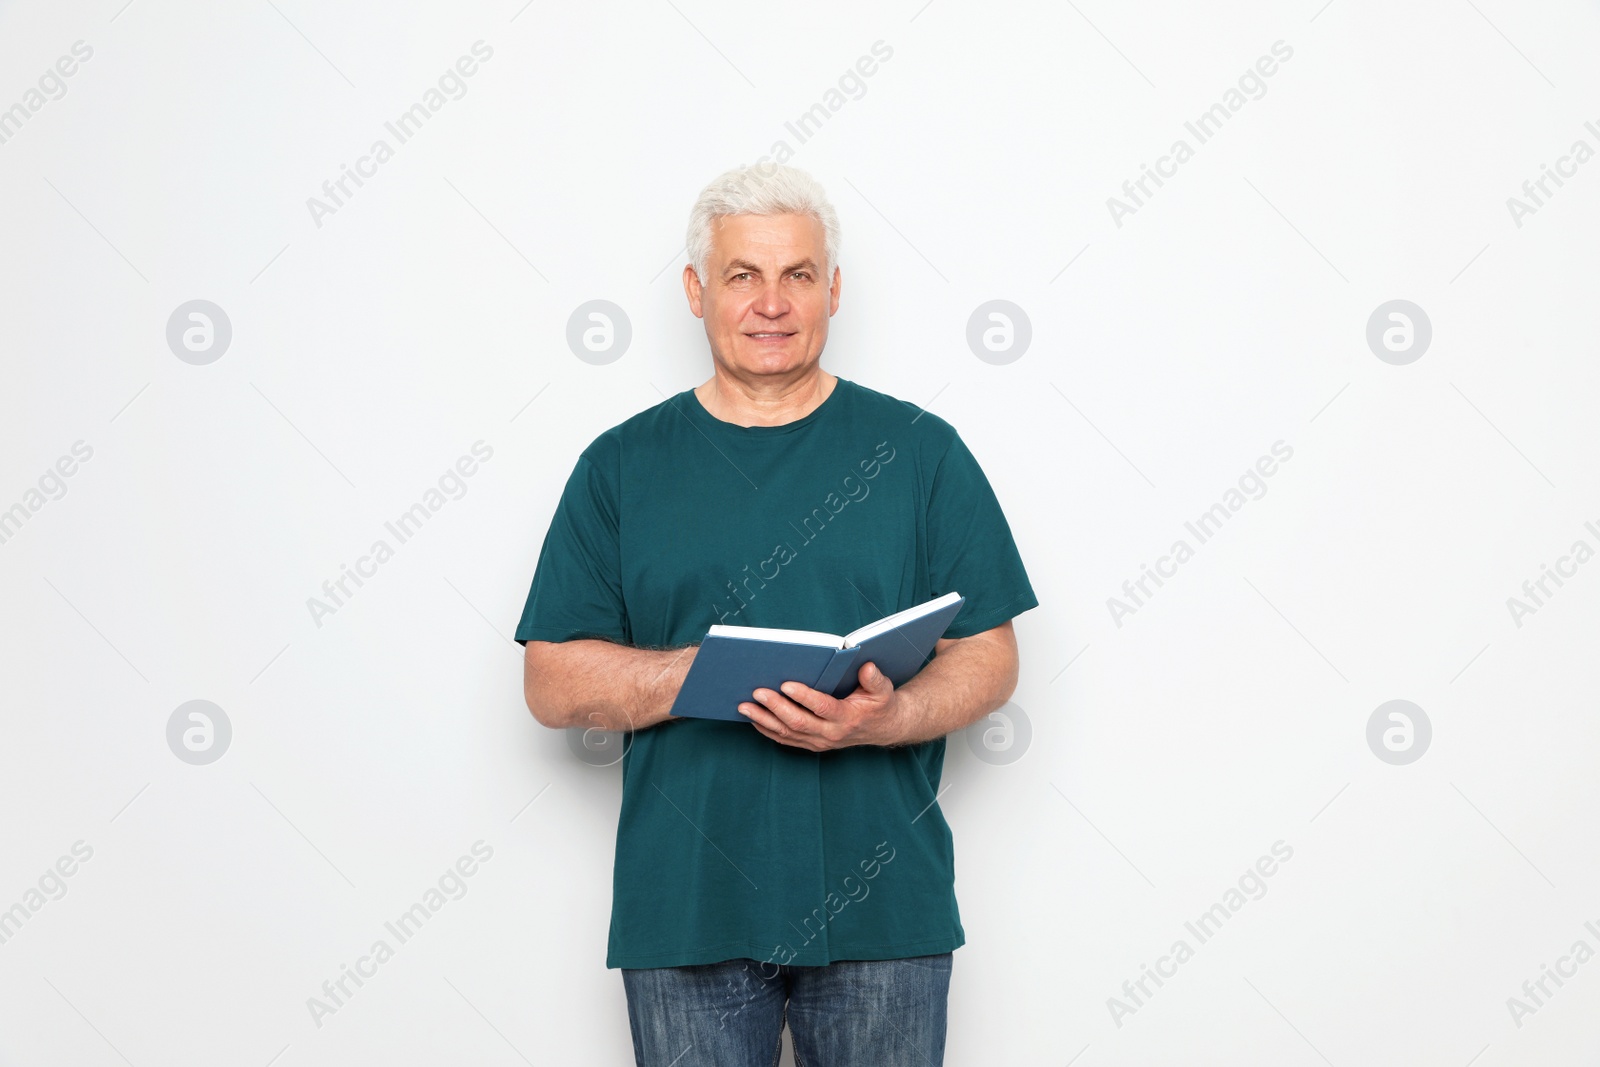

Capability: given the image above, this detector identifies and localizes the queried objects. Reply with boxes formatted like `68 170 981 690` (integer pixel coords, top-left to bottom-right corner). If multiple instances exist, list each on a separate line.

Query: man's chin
729 347 815 377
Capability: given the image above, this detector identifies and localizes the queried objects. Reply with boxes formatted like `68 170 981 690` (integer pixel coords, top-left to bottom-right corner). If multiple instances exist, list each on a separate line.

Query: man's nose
754 281 789 316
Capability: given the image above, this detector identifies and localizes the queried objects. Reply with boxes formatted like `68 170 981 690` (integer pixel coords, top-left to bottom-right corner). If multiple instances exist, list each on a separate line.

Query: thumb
861 662 890 692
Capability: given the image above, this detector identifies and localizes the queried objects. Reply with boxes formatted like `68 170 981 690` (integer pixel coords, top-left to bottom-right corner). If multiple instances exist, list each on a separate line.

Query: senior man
516 162 1036 1067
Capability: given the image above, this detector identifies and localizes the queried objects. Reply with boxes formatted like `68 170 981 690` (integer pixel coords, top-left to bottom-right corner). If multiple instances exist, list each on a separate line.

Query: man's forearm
891 626 1019 746
523 639 697 731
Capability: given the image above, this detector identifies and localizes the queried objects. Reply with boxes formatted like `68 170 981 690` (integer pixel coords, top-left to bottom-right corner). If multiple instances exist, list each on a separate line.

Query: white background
2 0 1598 1064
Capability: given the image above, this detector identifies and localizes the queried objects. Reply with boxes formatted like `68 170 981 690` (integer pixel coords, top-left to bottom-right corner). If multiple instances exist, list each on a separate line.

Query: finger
742 708 824 751
754 721 820 750
778 680 836 717
738 701 792 738
857 662 893 697
752 687 823 733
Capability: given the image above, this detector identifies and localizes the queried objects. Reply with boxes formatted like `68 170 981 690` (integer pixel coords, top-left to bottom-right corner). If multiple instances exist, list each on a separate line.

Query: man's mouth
747 332 794 340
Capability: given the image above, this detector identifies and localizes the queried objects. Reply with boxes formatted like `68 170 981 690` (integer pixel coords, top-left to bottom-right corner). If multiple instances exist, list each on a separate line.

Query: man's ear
683 264 706 319
828 266 842 315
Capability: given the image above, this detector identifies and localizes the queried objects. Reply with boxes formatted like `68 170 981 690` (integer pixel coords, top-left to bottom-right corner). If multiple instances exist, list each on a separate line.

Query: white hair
685 163 841 285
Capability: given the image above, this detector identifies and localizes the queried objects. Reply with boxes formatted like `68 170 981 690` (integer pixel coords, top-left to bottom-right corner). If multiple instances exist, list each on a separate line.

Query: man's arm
523 639 697 732
738 620 1019 751
894 621 1020 743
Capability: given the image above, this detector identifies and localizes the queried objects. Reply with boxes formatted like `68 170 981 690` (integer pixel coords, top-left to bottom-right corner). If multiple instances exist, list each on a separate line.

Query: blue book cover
668 592 966 722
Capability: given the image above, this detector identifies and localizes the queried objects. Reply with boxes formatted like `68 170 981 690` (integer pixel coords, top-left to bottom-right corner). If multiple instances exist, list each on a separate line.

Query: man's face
685 212 841 380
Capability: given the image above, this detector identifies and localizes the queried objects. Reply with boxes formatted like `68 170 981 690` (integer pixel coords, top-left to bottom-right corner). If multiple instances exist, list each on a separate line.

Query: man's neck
695 367 837 428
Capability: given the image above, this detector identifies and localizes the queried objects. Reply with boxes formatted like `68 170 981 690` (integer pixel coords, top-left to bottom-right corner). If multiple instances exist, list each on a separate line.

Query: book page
843 590 963 647
706 624 844 648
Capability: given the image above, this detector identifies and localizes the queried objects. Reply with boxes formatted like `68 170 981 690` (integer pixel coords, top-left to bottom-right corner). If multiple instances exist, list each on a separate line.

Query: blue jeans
621 954 953 1067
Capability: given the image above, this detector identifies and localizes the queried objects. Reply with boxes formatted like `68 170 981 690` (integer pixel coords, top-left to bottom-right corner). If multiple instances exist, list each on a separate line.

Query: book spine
814 648 862 698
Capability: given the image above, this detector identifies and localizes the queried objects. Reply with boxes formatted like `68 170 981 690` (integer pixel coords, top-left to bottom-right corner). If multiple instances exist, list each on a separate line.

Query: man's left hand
739 662 909 751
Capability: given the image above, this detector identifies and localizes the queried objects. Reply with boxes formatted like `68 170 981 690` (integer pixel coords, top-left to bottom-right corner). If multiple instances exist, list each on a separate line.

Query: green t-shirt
514 377 1037 969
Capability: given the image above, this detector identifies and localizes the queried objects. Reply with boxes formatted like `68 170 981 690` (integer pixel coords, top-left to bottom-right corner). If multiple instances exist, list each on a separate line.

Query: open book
668 592 966 722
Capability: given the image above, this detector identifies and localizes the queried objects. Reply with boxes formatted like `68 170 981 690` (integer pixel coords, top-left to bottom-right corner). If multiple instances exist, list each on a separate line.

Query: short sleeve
513 453 629 646
925 433 1038 639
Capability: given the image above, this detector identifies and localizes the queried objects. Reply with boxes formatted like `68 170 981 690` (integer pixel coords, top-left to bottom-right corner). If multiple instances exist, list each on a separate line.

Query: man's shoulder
838 377 963 453
575 390 696 466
